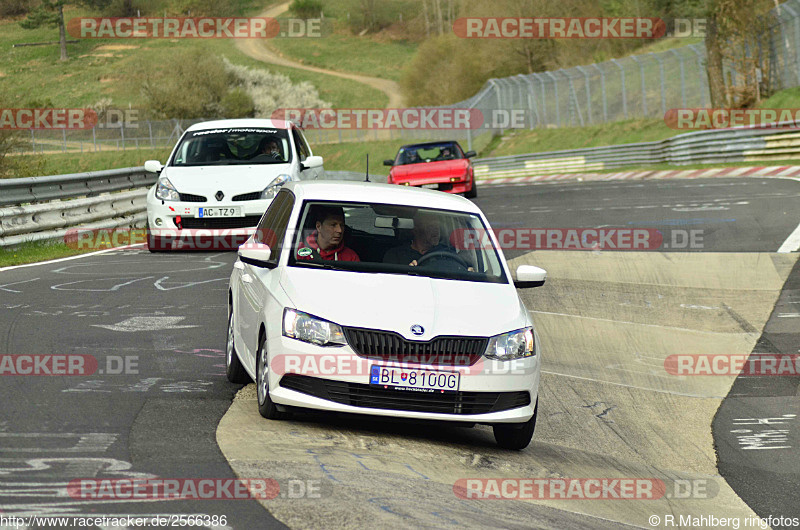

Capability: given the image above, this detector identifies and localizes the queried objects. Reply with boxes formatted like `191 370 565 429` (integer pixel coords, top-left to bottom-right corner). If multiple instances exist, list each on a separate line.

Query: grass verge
0 240 118 268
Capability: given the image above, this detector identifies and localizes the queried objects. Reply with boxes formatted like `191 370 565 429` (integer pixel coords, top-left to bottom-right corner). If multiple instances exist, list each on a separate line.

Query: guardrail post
611 59 627 119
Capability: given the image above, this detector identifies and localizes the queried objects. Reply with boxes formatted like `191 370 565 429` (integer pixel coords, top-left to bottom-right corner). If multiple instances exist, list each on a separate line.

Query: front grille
233 192 262 202
179 215 262 229
280 374 531 415
344 327 487 367
179 192 207 202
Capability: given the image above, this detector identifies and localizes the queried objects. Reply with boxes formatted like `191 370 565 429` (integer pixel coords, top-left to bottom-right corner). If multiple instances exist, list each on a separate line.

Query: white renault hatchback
226 181 547 449
144 119 323 251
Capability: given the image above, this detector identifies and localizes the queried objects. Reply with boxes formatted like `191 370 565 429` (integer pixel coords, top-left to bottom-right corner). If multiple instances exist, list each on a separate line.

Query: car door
293 128 323 180
237 189 295 365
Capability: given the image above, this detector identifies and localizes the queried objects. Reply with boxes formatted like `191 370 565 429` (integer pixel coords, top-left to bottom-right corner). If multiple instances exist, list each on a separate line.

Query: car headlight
261 174 292 200
282 308 346 347
155 177 180 201
483 327 535 361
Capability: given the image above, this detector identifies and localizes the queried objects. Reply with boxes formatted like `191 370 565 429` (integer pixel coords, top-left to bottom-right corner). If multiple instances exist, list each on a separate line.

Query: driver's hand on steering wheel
410 258 473 271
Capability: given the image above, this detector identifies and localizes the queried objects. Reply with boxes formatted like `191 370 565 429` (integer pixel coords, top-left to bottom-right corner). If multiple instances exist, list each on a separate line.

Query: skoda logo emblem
215 190 225 201
410 325 424 336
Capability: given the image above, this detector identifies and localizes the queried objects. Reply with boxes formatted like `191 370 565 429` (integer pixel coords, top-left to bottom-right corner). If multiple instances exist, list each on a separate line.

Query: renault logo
215 190 225 201
410 325 424 336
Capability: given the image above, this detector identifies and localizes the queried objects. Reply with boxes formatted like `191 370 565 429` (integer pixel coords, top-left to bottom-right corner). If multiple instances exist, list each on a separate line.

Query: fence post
30 129 35 154
544 71 560 126
611 59 627 119
670 49 687 108
148 121 154 149
575 65 592 124
652 53 666 116
536 74 547 125
92 126 97 152
520 74 539 129
62 129 67 153
592 64 608 122
689 45 708 108
631 55 647 117
780 3 800 87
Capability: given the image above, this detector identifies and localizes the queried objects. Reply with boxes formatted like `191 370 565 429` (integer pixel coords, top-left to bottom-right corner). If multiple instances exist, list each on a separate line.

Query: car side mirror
144 160 163 173
464 150 477 158
383 159 394 166
514 265 546 288
301 155 323 171
238 240 275 268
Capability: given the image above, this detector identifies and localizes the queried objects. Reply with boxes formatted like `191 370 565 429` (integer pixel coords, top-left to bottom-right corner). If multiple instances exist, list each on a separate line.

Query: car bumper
394 179 473 194
146 196 272 249
266 335 540 424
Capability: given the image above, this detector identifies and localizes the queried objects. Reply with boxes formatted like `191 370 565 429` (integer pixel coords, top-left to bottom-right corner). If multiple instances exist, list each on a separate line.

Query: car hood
280 267 527 340
162 165 292 197
390 159 469 181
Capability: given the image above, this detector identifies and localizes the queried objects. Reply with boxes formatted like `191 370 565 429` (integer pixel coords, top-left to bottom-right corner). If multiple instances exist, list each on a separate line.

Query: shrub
290 0 323 18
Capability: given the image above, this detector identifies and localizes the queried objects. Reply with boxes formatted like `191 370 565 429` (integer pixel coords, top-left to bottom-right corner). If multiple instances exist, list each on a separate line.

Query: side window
254 190 295 261
292 129 309 162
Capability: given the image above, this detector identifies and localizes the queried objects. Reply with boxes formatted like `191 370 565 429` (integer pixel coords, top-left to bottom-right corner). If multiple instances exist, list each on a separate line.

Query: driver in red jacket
296 206 360 262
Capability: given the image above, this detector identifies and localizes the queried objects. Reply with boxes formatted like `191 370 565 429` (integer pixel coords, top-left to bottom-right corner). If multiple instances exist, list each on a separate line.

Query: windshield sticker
297 247 313 257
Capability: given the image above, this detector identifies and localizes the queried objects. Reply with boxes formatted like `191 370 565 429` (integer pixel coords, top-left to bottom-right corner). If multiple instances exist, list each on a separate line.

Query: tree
19 0 71 61
704 0 775 108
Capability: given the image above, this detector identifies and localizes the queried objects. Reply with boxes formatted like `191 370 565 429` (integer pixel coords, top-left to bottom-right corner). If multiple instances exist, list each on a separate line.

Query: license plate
370 365 460 392
198 207 242 218
421 183 439 189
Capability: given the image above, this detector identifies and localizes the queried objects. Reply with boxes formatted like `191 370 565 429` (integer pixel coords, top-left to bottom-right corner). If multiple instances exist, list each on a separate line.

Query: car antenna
365 154 370 182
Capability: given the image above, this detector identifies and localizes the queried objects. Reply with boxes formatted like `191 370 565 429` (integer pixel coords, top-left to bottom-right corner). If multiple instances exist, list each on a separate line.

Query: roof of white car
286 181 482 213
185 118 292 131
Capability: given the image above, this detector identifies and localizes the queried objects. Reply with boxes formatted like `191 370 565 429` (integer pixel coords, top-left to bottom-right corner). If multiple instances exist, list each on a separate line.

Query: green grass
269 30 416 82
758 86 800 108
0 6 386 110
0 240 106 267
486 118 680 157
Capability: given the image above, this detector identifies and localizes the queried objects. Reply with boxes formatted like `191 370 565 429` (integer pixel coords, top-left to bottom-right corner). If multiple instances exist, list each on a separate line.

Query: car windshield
286 200 508 284
394 142 462 166
170 127 292 166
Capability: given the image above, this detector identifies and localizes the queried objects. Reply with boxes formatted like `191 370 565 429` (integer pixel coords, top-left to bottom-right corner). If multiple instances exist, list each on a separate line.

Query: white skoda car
226 181 546 449
144 119 323 251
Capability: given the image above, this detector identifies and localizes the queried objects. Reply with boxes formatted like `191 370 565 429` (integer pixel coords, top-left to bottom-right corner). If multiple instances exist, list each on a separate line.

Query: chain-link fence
17 0 800 154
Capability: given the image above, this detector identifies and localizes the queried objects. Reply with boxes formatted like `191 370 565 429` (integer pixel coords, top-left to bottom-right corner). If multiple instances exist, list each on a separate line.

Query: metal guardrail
0 169 384 247
0 167 155 207
472 125 800 179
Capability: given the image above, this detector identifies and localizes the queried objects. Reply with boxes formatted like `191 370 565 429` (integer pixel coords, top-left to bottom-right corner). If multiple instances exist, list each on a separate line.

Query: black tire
465 180 477 199
225 308 251 384
146 222 167 253
493 398 537 450
256 333 290 420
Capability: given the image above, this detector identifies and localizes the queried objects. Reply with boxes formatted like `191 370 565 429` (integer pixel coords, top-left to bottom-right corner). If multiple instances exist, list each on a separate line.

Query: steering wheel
416 250 471 270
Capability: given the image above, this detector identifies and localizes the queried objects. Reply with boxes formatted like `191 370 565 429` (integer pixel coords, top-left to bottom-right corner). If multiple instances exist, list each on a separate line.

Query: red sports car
384 141 478 198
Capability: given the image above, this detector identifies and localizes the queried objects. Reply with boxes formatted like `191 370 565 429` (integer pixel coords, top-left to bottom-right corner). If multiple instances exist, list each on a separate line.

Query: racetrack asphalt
0 176 798 528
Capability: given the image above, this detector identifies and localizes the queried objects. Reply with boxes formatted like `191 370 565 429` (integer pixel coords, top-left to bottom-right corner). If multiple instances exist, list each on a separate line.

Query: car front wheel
493 398 537 450
256 333 289 420
464 179 477 199
225 309 251 384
